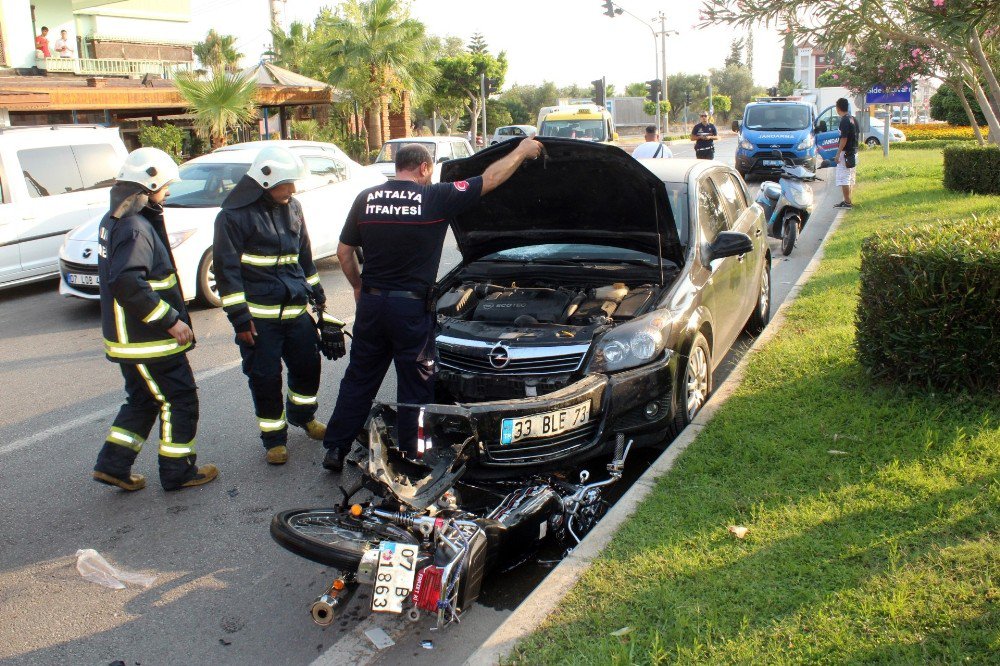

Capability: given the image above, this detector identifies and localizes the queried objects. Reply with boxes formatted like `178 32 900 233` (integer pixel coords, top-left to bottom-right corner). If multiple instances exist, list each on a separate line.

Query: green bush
943 144 1000 194
891 139 978 151
856 218 1000 392
138 124 185 163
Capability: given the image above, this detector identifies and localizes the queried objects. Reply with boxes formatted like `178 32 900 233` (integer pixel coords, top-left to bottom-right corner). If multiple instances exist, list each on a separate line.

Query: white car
371 137 475 183
59 140 385 306
490 125 537 145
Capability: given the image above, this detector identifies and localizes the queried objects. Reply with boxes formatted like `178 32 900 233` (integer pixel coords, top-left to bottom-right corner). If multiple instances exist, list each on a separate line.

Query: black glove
315 307 347 360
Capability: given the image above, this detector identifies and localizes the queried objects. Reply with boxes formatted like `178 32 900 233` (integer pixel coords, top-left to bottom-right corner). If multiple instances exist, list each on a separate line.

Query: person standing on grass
834 98 858 209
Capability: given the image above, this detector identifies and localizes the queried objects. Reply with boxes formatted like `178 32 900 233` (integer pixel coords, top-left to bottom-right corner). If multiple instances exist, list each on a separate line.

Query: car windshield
164 162 249 208
744 105 811 130
375 142 437 164
539 119 606 141
480 244 658 264
663 182 689 246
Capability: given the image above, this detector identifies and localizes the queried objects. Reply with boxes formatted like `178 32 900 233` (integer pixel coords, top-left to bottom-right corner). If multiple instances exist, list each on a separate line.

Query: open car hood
441 138 684 267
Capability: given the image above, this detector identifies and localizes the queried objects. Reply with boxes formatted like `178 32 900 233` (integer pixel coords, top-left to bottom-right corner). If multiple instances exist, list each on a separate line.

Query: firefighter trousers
238 313 321 450
324 292 435 457
94 356 200 490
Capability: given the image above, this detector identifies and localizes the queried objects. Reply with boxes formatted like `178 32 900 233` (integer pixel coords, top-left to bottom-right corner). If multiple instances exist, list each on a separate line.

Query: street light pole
602 2 661 137
654 12 677 132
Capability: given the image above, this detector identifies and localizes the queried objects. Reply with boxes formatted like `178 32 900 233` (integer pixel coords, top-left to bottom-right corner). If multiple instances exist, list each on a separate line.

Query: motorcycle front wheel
271 508 419 569
781 215 798 256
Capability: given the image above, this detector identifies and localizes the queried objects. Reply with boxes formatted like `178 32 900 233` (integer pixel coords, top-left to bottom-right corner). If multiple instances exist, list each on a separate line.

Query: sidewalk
471 148 1000 664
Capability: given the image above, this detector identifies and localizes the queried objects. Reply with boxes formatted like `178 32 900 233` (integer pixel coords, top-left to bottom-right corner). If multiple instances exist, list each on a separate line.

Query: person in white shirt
631 125 673 159
54 30 75 58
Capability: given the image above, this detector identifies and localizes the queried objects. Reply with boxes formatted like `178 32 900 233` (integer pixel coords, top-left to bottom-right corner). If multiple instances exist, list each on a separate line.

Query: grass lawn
509 150 1000 664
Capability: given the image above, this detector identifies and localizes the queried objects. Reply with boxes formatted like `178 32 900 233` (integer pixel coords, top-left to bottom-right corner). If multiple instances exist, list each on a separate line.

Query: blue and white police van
733 97 841 179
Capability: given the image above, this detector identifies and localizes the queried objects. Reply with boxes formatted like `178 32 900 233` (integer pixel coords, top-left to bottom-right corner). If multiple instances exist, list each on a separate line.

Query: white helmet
248 146 307 190
116 147 180 192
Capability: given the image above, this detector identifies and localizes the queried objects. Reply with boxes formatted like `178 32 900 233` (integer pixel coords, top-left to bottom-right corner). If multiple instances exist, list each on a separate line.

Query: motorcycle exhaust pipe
310 578 358 627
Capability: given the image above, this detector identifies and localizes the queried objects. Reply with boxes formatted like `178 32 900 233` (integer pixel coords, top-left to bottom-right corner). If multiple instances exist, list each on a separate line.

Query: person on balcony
35 26 51 58
54 30 75 58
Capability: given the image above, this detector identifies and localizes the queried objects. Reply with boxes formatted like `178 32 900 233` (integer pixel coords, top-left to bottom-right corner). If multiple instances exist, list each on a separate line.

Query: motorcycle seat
761 182 781 201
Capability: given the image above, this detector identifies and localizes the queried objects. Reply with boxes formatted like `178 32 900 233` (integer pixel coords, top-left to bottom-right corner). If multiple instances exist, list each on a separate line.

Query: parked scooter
270 402 631 629
755 150 820 256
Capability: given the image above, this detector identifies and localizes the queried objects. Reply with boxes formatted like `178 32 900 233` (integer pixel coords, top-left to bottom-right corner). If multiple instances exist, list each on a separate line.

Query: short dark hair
41 26 48 32
836 98 849 112
396 143 432 172
645 125 656 134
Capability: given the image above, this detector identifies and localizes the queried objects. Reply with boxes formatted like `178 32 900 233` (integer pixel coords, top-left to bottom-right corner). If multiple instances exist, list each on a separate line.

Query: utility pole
746 31 754 73
269 0 284 53
603 1 661 137
655 12 677 131
480 72 487 148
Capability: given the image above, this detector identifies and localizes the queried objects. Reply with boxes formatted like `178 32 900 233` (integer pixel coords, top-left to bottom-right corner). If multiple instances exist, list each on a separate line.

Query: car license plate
763 159 783 166
67 273 99 286
371 542 418 614
500 402 590 445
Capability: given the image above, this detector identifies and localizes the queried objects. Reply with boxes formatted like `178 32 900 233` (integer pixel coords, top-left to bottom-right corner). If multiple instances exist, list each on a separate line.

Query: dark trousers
695 146 715 160
324 292 435 456
238 313 321 449
94 356 199 489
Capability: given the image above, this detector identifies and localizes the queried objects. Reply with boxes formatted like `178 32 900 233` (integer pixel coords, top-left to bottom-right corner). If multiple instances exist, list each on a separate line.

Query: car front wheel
865 136 880 147
667 332 713 438
196 249 222 308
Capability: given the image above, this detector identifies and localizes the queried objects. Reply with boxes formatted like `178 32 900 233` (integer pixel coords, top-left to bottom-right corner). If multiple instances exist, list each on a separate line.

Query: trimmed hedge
856 218 1000 392
894 139 979 151
944 144 1000 194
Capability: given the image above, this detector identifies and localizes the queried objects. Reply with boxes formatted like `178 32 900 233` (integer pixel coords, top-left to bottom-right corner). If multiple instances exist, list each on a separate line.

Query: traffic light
591 77 606 107
684 90 691 105
645 79 662 103
602 0 617 17
486 77 500 95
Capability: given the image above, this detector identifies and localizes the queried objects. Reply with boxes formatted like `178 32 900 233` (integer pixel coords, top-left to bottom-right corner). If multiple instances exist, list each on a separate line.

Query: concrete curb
465 208 849 666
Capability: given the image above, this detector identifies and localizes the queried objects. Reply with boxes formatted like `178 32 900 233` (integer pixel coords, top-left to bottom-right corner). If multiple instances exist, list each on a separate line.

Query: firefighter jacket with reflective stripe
98 191 192 364
213 177 326 332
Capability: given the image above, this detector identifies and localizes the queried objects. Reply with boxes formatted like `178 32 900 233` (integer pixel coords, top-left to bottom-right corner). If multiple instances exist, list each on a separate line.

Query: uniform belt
362 286 424 300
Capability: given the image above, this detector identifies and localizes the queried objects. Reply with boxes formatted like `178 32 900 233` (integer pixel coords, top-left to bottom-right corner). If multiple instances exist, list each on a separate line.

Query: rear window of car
18 143 119 198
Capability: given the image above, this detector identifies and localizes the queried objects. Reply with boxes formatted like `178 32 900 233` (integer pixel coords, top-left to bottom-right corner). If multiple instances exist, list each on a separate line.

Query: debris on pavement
610 626 634 637
727 526 749 539
421 640 434 649
364 627 395 650
219 639 231 646
76 549 156 589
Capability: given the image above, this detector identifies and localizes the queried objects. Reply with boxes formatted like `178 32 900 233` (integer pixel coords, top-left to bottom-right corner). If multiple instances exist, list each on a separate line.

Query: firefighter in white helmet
213 146 346 465
93 147 219 492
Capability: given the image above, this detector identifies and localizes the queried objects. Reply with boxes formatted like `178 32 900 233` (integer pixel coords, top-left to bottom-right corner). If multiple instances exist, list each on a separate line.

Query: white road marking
0 313 357 457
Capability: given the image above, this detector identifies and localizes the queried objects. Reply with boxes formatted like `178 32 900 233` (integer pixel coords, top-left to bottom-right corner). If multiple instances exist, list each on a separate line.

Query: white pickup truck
0 125 128 289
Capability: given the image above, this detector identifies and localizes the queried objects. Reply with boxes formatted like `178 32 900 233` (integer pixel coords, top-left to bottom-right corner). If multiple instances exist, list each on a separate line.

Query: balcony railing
42 57 192 79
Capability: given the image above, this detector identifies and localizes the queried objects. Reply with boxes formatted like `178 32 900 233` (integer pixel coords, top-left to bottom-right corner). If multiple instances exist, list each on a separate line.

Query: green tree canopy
193 29 242 76
667 73 708 111
174 71 257 148
710 64 755 119
467 32 488 54
434 50 508 143
625 81 648 97
725 37 745 68
931 84 987 125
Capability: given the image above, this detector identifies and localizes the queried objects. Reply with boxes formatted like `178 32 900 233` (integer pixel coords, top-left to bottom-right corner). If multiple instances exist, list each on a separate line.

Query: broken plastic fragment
364 627 395 650
421 640 434 649
76 549 156 589
727 526 749 539
610 626 633 637
828 450 849 455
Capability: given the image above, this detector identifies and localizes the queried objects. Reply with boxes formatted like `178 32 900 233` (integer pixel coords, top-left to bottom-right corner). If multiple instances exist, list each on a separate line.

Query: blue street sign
866 84 912 105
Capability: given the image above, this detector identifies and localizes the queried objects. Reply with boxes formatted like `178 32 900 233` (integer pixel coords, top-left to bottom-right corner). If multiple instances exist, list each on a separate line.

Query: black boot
93 442 145 491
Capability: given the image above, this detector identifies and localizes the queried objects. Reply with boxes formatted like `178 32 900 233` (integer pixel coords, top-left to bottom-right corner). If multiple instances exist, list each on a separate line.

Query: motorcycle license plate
371 542 418 614
500 402 590 445
762 159 783 166
67 273 99 286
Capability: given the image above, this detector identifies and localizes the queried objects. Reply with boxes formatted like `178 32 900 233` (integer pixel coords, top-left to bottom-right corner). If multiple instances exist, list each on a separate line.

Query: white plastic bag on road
75 548 156 589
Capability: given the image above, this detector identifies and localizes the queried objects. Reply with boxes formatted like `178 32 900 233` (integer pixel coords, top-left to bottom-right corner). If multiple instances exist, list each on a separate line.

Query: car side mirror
708 231 754 262
731 120 741 132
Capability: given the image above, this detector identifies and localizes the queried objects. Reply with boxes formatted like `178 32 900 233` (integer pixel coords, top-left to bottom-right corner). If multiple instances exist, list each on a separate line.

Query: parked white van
0 125 127 289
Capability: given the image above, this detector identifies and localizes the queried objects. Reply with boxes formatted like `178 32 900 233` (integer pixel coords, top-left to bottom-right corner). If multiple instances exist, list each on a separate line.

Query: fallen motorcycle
270 402 632 628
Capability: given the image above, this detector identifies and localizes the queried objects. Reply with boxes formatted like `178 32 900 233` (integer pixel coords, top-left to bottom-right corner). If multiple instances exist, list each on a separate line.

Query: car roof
0 124 122 148
638 158 727 185
384 137 465 144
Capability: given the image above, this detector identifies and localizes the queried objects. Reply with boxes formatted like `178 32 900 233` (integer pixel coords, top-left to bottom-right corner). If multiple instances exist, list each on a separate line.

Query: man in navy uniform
691 112 719 159
322 137 543 470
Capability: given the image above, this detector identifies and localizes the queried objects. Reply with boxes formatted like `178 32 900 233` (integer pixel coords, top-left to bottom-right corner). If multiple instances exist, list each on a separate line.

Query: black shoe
322 448 345 472
833 201 853 209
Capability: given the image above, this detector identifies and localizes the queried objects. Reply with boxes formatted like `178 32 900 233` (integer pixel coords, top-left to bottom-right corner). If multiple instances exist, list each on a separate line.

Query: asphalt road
0 137 837 665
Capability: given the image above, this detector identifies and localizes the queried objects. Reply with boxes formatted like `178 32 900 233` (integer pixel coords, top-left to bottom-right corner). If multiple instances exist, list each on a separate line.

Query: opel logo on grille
488 343 511 369
82 248 92 259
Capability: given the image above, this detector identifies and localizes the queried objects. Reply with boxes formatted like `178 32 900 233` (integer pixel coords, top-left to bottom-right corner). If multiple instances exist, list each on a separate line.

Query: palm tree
320 0 437 149
193 29 243 77
270 21 315 75
174 72 258 149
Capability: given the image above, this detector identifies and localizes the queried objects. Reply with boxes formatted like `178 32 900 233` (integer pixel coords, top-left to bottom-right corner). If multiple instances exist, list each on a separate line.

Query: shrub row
889 139 978 151
943 144 1000 194
903 123 989 141
856 217 1000 392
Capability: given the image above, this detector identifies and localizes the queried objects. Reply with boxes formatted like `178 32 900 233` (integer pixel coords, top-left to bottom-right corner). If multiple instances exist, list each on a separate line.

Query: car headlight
168 229 197 248
589 313 671 373
739 138 754 151
796 134 814 150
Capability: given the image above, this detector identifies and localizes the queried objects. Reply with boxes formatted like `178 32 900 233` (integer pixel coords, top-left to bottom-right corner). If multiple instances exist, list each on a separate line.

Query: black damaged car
371 138 771 476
